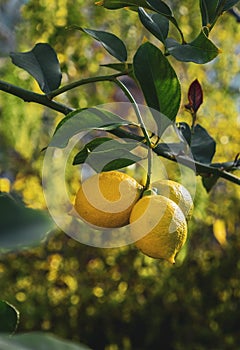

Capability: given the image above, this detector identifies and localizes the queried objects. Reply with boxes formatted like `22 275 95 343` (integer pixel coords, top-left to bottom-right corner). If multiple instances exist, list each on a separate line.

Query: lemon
74 170 143 228
152 179 193 221
130 194 187 263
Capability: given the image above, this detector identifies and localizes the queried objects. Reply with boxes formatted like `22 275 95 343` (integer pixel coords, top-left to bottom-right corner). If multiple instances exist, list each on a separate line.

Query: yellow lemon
152 179 193 221
74 170 143 228
130 194 187 263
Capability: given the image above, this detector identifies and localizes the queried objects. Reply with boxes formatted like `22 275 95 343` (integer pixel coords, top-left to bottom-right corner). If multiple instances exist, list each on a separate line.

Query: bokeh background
0 1 240 349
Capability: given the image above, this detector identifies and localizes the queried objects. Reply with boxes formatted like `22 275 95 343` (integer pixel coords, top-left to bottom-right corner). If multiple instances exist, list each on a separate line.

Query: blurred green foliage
0 0 240 349
1 230 240 349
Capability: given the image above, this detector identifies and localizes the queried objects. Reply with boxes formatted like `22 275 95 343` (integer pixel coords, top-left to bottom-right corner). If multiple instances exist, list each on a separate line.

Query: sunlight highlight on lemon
130 195 187 264
152 179 193 221
74 170 143 228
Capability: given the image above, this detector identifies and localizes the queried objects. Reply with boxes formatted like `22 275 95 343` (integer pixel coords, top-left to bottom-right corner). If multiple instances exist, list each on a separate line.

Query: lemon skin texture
74 171 143 228
130 195 187 263
152 179 193 221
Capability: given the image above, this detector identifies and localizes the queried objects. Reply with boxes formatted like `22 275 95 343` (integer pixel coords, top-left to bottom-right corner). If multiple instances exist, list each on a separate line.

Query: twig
47 72 128 99
152 146 240 186
0 80 73 115
109 127 240 185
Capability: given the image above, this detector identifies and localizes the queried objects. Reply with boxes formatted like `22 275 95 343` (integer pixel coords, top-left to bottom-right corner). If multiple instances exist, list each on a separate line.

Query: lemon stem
113 78 152 190
145 147 152 191
113 79 151 144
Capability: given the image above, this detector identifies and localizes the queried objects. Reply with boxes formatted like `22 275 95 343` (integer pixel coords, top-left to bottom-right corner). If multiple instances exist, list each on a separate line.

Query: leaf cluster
2 0 239 192
0 0 239 253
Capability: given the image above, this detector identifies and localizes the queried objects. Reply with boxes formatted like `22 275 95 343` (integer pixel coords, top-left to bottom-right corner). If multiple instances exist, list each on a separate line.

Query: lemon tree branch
152 146 240 186
47 72 129 99
109 127 240 186
0 80 73 115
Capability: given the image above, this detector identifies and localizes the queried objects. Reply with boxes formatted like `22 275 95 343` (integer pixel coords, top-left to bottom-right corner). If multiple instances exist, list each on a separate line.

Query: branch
0 80 73 115
47 71 128 99
152 146 240 186
110 126 240 185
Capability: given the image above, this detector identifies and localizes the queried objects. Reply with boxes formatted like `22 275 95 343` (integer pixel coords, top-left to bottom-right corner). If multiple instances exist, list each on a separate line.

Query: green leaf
154 142 186 157
199 0 239 28
51 108 135 148
202 155 240 192
133 42 181 130
199 0 219 26
0 301 19 334
73 137 113 165
73 137 142 172
222 0 240 12
177 122 192 146
190 124 216 163
0 193 54 251
77 27 127 62
146 0 184 41
201 157 240 191
166 30 220 64
0 332 91 350
202 174 219 192
99 0 149 10
10 43 62 93
146 0 172 17
138 8 169 44
102 158 139 171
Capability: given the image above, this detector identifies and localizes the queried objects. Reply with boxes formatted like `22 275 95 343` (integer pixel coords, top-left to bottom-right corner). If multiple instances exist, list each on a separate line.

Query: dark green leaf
88 149 141 172
99 0 149 10
73 137 142 171
133 42 181 130
102 158 139 171
51 108 134 148
154 142 186 156
191 124 216 163
0 332 91 350
177 122 192 146
222 0 240 12
166 30 219 64
199 0 219 26
77 27 127 62
0 301 19 334
10 43 62 93
201 156 240 191
0 193 54 251
146 0 172 17
138 8 169 44
146 0 183 40
199 0 239 28
202 174 219 192
73 137 113 165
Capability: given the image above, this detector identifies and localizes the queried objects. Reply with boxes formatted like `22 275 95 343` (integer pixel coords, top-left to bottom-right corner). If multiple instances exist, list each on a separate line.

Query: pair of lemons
74 171 193 264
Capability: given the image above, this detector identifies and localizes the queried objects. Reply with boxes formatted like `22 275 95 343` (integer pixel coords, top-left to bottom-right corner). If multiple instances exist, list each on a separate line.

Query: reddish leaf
185 79 203 113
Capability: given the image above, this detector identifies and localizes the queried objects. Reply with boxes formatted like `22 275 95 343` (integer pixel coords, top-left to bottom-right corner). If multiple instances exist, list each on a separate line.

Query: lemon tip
95 0 103 6
166 255 176 264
